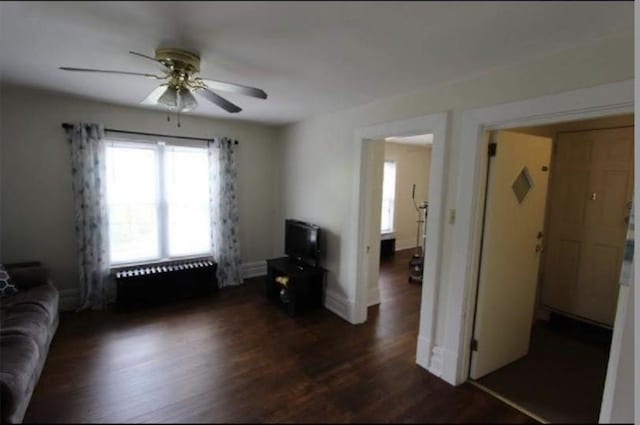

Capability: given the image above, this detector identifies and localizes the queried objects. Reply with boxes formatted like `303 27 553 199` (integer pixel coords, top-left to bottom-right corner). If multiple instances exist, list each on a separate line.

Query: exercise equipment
409 184 428 284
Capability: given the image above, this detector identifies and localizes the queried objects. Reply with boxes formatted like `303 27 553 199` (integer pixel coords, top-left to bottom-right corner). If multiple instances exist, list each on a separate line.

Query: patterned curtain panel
620 199 634 286
208 138 243 287
67 123 111 310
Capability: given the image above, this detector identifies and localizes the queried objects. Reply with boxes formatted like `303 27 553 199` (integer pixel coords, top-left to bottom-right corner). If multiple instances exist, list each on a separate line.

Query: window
105 140 211 265
380 161 396 233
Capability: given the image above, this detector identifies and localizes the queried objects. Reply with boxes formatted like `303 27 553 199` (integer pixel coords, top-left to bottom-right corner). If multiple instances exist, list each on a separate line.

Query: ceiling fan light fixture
60 47 267 120
157 86 179 110
178 88 198 112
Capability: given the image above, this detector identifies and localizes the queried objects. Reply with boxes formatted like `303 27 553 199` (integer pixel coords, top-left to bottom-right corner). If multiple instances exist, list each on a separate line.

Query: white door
470 131 552 379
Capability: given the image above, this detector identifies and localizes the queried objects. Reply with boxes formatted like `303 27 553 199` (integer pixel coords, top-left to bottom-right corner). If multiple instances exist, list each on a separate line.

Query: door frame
444 79 633 387
351 112 449 373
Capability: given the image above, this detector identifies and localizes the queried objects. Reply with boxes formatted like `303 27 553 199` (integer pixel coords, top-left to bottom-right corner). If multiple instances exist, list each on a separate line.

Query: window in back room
380 160 397 233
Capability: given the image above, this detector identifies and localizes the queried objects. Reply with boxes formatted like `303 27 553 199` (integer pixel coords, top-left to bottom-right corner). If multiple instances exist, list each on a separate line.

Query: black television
285 219 321 267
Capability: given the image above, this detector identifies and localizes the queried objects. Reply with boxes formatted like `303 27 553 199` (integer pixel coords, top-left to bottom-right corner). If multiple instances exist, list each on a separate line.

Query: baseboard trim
59 288 80 312
534 307 551 322
438 346 461 385
428 346 445 378
395 238 418 252
368 285 380 306
416 335 434 371
324 289 352 322
241 261 267 279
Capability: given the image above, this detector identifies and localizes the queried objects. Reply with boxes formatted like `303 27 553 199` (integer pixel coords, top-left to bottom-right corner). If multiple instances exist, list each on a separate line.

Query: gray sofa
0 262 59 424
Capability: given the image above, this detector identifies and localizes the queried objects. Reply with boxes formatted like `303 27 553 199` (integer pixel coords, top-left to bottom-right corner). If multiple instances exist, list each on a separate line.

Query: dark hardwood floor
25 249 534 423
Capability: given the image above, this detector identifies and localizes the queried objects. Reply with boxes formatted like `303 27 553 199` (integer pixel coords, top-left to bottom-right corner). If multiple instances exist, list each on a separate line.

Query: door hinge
488 142 497 157
470 339 478 352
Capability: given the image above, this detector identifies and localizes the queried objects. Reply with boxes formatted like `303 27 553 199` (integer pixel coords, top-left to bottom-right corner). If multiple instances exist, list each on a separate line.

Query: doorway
351 113 448 376
468 114 634 423
368 135 433 314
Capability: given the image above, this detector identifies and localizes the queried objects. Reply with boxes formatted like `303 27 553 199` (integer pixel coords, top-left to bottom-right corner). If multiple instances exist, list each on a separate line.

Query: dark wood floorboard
24 249 535 423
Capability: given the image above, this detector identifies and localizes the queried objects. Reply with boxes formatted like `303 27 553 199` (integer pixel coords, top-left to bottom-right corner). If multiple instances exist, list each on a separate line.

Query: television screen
285 219 320 267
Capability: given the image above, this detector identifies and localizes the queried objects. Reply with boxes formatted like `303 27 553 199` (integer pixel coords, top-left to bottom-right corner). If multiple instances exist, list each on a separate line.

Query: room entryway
361 133 433 310
468 114 634 423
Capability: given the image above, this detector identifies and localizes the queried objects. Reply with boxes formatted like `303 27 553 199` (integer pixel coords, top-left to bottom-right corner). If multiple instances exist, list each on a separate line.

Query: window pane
106 145 160 264
381 161 396 232
165 146 211 257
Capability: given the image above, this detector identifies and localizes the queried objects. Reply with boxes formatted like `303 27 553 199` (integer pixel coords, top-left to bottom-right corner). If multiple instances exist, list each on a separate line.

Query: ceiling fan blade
197 88 242 113
200 78 267 99
60 67 162 79
129 51 169 70
141 85 168 105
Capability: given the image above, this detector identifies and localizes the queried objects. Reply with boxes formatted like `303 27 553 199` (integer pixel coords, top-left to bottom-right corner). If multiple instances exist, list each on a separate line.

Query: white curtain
67 123 112 310
208 137 243 287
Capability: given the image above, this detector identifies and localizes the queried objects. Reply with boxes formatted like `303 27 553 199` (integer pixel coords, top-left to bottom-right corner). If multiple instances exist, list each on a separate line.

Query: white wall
600 284 634 423
384 142 431 251
278 32 632 358
0 86 282 303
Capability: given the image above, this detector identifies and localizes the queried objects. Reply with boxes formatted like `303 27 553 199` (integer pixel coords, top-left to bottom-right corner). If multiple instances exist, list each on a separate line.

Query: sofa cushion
0 284 59 327
1 308 51 356
0 334 40 423
0 265 19 299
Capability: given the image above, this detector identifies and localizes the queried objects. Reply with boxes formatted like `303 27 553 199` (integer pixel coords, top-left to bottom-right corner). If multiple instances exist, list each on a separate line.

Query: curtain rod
61 123 238 145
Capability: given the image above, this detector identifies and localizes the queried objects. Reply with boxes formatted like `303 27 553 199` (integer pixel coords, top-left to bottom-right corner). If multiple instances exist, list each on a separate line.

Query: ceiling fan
59 48 267 117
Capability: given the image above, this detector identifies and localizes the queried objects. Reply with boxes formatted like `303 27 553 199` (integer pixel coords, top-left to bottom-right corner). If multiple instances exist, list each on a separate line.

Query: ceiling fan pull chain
167 111 170 122
177 111 181 128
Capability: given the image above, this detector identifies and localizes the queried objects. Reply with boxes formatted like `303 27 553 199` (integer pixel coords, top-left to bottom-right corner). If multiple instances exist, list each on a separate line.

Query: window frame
105 137 211 267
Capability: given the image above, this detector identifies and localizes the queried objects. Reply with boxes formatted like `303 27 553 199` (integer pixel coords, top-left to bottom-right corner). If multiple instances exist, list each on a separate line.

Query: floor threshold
468 380 549 424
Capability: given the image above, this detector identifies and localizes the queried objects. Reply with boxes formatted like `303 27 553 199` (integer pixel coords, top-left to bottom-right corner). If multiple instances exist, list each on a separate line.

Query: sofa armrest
0 377 17 424
4 262 50 290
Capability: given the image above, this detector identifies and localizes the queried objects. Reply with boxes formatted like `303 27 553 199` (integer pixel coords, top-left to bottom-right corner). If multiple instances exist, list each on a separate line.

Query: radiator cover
114 258 218 309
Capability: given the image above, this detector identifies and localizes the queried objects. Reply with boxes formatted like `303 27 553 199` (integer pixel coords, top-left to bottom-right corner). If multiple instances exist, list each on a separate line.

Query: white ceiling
385 134 433 146
0 1 632 125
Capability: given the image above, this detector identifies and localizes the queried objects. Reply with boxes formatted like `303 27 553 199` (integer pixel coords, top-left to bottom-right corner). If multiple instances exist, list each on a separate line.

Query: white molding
599 285 631 423
439 346 460 385
351 112 450 384
446 79 633 387
428 346 445 378
324 288 352 322
367 284 380 306
59 288 80 311
416 335 434 370
394 237 417 252
240 261 267 279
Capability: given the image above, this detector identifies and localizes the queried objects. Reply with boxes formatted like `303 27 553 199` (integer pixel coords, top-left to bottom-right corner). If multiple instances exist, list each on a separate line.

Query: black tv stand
265 257 325 316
